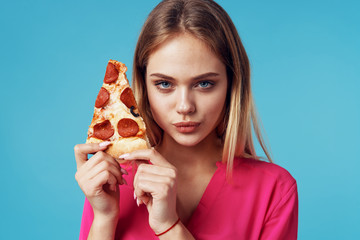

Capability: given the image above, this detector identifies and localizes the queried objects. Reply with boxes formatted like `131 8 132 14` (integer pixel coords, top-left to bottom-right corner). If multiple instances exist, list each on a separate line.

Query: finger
76 150 120 180
87 160 124 186
135 163 177 178
133 183 151 206
104 171 119 193
134 180 173 202
87 170 118 196
133 165 174 191
74 142 111 168
119 148 174 169
134 169 176 191
85 151 121 173
134 171 177 205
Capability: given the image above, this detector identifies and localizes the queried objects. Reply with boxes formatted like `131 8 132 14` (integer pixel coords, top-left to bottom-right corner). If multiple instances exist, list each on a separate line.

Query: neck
155 131 223 173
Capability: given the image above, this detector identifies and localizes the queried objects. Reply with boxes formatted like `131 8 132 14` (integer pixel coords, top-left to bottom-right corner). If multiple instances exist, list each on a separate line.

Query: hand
121 148 179 234
74 142 126 220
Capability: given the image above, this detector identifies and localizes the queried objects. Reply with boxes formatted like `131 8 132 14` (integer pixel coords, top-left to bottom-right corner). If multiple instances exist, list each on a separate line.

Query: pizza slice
86 59 148 160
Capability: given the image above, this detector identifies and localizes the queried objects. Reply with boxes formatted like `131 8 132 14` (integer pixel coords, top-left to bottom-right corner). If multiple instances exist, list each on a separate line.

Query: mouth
173 122 201 133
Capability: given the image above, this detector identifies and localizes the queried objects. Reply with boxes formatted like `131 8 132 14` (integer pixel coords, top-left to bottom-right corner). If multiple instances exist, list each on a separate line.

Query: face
146 33 228 147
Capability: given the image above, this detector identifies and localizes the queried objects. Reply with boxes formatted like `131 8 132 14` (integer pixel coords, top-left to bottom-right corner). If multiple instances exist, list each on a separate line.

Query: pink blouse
79 158 298 239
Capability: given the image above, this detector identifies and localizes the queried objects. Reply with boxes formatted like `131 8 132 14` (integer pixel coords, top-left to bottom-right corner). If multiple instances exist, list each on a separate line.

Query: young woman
74 0 298 239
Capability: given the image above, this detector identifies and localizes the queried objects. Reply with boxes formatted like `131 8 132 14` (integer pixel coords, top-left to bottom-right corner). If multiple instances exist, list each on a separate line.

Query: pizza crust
86 137 149 159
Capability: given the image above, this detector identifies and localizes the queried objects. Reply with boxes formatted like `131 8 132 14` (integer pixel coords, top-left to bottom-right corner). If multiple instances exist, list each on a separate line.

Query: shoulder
230 157 297 196
236 157 295 182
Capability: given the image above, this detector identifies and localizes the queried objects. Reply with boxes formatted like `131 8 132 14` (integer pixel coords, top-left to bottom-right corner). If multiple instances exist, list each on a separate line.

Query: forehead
146 33 225 78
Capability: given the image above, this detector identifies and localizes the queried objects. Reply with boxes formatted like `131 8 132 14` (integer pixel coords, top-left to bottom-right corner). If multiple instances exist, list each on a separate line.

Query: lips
173 122 200 133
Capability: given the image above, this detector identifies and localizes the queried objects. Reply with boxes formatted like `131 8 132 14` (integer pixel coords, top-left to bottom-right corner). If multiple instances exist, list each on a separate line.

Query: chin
172 135 205 147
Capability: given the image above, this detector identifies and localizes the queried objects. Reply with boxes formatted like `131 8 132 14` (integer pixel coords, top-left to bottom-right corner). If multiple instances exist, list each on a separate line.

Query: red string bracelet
155 217 181 237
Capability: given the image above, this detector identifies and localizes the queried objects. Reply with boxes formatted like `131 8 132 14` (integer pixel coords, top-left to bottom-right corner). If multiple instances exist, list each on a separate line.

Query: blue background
0 0 359 239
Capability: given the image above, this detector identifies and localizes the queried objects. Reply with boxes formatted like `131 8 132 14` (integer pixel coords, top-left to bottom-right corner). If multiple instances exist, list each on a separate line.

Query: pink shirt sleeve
79 198 94 240
260 181 298 240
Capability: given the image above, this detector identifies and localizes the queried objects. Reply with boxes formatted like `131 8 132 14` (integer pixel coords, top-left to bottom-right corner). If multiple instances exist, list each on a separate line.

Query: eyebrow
149 72 220 81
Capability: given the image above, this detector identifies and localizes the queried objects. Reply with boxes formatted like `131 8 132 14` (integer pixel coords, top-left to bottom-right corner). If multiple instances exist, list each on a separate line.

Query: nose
176 88 195 115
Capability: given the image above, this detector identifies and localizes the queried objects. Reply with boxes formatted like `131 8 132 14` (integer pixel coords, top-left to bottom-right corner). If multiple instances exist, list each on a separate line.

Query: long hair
133 0 273 176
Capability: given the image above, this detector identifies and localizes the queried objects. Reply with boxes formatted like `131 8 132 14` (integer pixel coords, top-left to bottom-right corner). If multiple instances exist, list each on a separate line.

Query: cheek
203 88 227 119
204 100 225 123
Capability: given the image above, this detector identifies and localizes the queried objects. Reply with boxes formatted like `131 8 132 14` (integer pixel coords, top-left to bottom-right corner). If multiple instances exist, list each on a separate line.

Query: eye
154 81 173 90
196 81 214 89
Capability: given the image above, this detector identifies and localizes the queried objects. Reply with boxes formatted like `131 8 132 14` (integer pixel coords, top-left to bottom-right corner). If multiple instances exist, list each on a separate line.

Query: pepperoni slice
120 87 136 109
117 118 139 137
93 120 114 140
95 87 110 108
104 62 119 83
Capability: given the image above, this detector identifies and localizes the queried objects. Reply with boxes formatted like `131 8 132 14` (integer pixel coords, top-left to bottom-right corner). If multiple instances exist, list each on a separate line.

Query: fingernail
99 141 111 148
136 198 141 207
133 192 137 200
120 168 128 175
119 153 130 159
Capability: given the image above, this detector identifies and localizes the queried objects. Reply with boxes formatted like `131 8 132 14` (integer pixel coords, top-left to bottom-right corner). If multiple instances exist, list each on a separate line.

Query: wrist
93 211 119 225
93 207 120 221
89 214 119 240
155 217 180 237
93 210 119 230
157 220 195 240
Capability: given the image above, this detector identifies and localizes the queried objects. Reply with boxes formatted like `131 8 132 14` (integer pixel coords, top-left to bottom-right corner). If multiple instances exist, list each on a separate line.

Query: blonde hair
133 0 273 176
